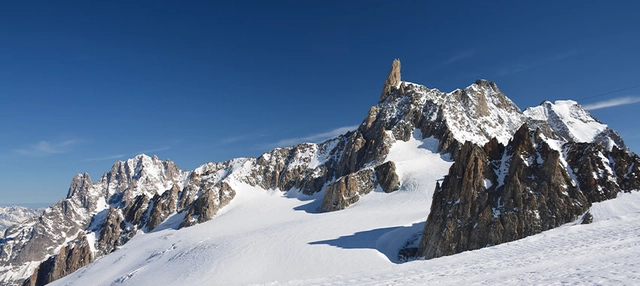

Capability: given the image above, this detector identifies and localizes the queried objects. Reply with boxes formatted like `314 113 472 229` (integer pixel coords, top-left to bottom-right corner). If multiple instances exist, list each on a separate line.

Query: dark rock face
418 124 640 260
96 207 124 255
375 161 400 193
123 195 150 227
321 169 376 212
564 143 640 202
24 232 92 286
147 184 180 231
180 182 236 228
65 173 94 209
581 211 593 224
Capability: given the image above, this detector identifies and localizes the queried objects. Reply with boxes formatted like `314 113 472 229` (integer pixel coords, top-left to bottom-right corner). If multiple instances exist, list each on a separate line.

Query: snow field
280 192 640 286
50 129 640 286
51 131 453 286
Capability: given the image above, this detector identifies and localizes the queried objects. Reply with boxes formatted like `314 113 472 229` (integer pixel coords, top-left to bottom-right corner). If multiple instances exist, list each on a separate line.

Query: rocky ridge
1 59 637 285
418 124 640 259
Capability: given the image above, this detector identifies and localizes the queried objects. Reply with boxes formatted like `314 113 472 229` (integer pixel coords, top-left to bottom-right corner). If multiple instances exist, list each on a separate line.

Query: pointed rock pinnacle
379 59 401 103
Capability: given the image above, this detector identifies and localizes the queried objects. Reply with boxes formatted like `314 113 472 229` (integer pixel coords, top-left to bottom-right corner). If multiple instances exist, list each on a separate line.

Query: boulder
375 161 400 193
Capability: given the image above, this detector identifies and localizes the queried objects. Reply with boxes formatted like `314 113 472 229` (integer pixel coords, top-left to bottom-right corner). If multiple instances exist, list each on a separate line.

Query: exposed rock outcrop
375 161 400 193
96 207 124 255
146 184 181 231
180 182 236 228
321 169 376 212
418 124 640 260
24 232 93 286
564 143 640 202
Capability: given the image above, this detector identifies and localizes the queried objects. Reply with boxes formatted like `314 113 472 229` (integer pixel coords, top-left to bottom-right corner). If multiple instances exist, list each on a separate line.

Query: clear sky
1 1 639 207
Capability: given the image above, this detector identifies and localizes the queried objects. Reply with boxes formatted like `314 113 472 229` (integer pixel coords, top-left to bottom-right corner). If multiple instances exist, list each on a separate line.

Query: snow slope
49 128 640 286
282 192 640 285
50 131 453 286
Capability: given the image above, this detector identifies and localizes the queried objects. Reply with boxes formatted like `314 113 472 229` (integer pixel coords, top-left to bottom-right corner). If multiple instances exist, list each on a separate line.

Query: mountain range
1 59 639 286
0 207 42 232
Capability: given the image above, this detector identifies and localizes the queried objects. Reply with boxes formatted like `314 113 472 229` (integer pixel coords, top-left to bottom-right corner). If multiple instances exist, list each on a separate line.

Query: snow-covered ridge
383 79 621 151
524 100 609 144
102 154 190 201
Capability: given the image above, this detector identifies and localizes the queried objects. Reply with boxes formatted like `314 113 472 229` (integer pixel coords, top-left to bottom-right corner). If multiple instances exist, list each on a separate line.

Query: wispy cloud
138 146 171 154
267 125 358 148
443 50 475 65
15 139 78 156
78 154 126 163
582 96 640 111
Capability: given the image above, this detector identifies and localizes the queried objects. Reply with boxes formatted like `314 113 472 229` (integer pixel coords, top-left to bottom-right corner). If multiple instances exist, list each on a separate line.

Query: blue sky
1 1 639 207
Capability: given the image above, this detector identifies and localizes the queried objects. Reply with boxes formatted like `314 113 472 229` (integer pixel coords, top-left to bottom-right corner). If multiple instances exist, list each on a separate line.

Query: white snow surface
50 185 640 286
281 193 640 286
50 130 454 286
524 100 608 143
48 130 640 286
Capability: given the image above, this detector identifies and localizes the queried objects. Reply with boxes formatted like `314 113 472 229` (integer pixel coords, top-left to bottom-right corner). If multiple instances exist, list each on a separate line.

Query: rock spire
380 59 402 103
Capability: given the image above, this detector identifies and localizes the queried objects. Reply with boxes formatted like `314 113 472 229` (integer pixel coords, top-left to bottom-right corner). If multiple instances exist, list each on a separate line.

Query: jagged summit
374 60 622 152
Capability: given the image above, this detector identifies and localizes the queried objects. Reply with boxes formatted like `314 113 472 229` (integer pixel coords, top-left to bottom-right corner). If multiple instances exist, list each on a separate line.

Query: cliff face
418 124 640 259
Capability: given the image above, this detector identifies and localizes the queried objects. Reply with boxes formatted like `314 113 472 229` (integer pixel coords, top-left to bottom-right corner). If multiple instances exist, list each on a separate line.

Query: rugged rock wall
564 143 640 202
24 233 93 286
321 169 377 212
418 125 640 259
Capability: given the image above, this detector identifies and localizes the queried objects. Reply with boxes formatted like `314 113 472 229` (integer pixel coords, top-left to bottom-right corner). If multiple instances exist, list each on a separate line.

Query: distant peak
471 79 501 93
379 59 402 103
132 153 152 160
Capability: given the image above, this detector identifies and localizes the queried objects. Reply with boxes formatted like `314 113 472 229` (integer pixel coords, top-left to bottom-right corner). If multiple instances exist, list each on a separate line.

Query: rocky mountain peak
379 59 402 103
523 100 622 149
66 173 93 200
100 154 186 203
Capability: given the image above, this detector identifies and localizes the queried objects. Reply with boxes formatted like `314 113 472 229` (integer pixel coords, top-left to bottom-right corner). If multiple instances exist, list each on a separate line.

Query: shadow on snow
308 221 425 263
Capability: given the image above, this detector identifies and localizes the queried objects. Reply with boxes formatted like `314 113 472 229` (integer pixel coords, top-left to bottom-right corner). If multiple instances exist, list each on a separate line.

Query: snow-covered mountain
0 207 42 231
2 59 639 286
